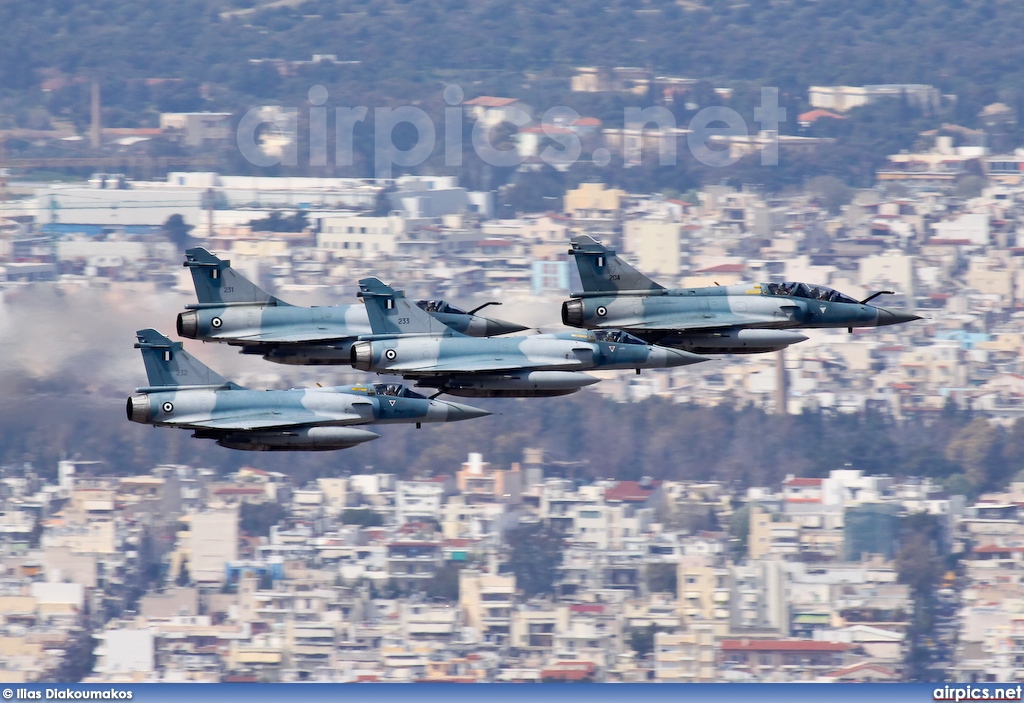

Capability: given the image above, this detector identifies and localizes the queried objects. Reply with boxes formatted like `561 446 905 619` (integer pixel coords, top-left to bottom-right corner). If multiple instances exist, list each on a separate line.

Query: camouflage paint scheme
127 329 490 451
349 278 707 397
562 236 921 354
176 248 528 365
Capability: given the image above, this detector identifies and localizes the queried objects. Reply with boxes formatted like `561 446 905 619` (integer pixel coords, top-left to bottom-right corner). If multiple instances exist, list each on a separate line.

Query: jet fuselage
563 282 918 353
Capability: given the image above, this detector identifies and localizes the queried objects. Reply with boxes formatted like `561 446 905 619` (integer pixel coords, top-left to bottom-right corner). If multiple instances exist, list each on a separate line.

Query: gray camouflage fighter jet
176 248 528 365
126 329 490 451
348 278 708 397
562 236 921 354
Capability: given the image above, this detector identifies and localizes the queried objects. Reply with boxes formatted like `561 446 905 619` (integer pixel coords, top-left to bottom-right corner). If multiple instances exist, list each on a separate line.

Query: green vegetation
239 501 288 536
506 522 565 597
628 623 671 659
340 508 385 527
53 628 96 683
4 1 1024 188
7 0 1024 116
9 392 1024 497
728 504 751 559
175 558 191 587
646 562 678 594
424 562 463 601
897 512 952 680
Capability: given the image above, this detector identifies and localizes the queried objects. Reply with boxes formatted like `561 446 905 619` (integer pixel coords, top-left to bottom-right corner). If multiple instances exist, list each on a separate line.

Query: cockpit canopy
417 300 466 315
593 329 647 345
371 383 426 399
763 282 859 304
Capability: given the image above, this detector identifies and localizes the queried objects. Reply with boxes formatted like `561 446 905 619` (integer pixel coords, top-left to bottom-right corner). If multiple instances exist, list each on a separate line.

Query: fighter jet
176 248 527 365
562 236 921 354
126 329 490 451
348 278 707 397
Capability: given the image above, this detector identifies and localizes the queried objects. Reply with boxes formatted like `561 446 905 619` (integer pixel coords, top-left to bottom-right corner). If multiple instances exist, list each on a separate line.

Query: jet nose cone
662 347 709 367
442 400 492 422
486 318 530 336
876 309 922 326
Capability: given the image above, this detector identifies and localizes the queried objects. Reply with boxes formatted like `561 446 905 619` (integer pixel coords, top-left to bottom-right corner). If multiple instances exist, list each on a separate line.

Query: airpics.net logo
235 84 787 177
934 686 1024 701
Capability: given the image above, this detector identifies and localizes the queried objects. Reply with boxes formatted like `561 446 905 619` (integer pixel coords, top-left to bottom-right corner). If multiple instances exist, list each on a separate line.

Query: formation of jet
127 242 926 451
561 236 921 354
176 247 527 365
127 329 490 451
349 277 707 397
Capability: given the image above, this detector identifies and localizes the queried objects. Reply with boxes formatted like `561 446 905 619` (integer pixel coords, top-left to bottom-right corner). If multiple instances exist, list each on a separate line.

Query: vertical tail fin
569 236 665 293
134 329 238 388
183 247 286 306
357 278 462 337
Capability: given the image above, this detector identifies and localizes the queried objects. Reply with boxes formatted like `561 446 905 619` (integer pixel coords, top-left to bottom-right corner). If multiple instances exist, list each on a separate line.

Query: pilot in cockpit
373 383 404 396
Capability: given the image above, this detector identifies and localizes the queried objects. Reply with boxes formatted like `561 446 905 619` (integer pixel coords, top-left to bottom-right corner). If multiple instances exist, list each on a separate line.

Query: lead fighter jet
176 247 527 365
127 329 490 451
348 278 707 397
562 236 920 354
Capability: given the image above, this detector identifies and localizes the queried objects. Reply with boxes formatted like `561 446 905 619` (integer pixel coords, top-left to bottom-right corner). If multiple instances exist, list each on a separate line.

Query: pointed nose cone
484 317 531 336
659 347 710 368
875 308 922 327
439 400 492 422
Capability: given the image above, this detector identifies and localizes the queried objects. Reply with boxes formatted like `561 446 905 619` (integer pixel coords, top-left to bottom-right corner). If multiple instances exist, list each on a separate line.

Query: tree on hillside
729 504 750 559
945 418 1003 493
239 501 288 537
629 624 671 659
806 175 853 214
506 522 565 598
647 563 678 594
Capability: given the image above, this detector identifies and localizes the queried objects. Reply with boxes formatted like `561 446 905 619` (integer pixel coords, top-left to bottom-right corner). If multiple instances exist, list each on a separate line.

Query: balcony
480 592 513 602
389 571 435 579
291 644 333 657
406 623 456 635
